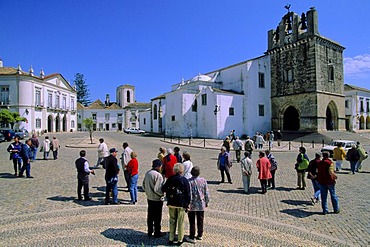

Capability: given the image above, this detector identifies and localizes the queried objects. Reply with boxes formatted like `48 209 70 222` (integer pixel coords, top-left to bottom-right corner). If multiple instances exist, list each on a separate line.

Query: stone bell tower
266 7 346 132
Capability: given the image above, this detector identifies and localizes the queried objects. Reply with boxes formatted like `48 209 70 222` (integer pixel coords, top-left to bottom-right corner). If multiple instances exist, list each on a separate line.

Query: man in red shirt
162 148 177 178
317 151 339 215
127 151 139 204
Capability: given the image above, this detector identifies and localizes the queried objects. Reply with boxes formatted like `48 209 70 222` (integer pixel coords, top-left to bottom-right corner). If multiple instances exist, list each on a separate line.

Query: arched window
153 104 158 120
71 120 75 128
127 91 131 103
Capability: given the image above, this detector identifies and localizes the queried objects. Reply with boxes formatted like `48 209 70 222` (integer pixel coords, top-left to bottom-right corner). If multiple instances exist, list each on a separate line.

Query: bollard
322 139 325 147
170 135 173 142
312 140 314 148
189 137 191 146
289 141 291 150
178 136 180 144
301 140 303 147
204 138 206 148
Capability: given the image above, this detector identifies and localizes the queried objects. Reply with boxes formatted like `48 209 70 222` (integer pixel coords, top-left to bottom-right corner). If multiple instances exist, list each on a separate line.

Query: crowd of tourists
75 140 209 245
6 134 60 178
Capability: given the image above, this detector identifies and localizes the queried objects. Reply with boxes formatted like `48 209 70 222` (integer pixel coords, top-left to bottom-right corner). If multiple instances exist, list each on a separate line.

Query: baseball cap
109 148 118 153
152 159 162 168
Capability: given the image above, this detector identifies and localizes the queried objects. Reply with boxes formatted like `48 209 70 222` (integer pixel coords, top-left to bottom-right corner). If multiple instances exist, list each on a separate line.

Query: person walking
174 147 183 163
185 166 210 243
276 130 283 147
244 136 254 156
162 148 177 179
142 159 165 238
157 147 166 163
127 151 139 204
233 136 243 162
346 145 359 174
333 143 346 171
41 136 51 160
95 138 109 168
75 150 95 201
240 151 253 193
104 148 120 205
51 136 60 160
317 151 340 215
356 141 368 172
295 147 309 190
222 136 231 153
268 131 274 149
121 142 133 188
30 134 39 161
256 151 271 194
162 163 191 246
255 133 265 149
7 136 23 176
19 139 33 178
307 152 321 204
182 152 193 179
265 150 278 189
217 146 232 184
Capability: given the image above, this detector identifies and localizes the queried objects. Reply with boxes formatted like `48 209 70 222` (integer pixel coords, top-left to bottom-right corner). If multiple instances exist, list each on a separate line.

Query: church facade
143 7 346 139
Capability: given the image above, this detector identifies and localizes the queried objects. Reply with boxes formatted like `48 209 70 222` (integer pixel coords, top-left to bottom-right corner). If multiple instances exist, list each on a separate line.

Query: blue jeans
129 174 139 203
31 148 37 161
349 161 357 173
320 184 339 213
20 159 31 177
105 179 118 204
311 179 320 200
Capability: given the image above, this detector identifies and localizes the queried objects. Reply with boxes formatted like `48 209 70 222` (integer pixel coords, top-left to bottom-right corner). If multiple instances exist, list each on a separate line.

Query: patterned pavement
0 132 369 246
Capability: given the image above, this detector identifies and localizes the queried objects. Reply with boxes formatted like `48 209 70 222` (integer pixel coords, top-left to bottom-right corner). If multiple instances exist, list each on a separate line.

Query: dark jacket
162 173 191 209
75 157 89 176
346 148 359 161
105 155 119 181
20 143 32 161
307 158 320 180
7 142 22 160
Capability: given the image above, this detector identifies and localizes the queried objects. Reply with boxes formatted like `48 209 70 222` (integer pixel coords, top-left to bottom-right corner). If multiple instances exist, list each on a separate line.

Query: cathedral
140 7 346 139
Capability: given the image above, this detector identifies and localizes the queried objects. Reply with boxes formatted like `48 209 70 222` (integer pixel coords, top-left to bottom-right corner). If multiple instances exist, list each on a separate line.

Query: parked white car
321 140 357 157
123 128 145 134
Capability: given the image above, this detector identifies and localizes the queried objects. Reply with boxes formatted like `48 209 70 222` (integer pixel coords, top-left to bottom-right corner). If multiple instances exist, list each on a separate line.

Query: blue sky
1 1 369 103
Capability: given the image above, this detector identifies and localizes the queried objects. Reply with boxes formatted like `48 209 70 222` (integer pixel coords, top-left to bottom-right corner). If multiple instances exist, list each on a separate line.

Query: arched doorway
47 115 53 132
55 115 60 132
283 106 300 131
366 116 370 129
62 115 67 132
326 101 338 131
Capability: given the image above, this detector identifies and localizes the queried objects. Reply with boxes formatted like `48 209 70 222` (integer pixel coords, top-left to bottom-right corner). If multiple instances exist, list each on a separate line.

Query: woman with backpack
295 147 309 190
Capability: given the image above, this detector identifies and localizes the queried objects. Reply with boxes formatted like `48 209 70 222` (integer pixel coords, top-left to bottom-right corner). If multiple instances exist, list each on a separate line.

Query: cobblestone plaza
0 132 369 246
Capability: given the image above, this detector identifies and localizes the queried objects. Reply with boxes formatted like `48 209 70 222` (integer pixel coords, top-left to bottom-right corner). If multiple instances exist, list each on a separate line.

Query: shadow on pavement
274 187 295 192
281 199 312 206
101 228 168 246
47 195 103 206
217 189 246 194
0 173 18 179
280 208 321 218
207 180 221 185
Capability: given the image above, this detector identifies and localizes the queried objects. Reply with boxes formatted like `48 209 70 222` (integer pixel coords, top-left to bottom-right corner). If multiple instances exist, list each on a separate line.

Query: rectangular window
48 93 53 108
0 86 10 105
360 98 364 112
62 96 67 110
366 100 369 113
36 118 41 128
229 107 235 116
284 69 293 82
258 104 265 116
105 113 110 121
71 120 75 128
345 100 349 108
35 89 41 106
328 65 334 81
55 95 60 108
71 98 75 110
258 72 265 88
143 118 146 125
201 94 207 106
92 113 97 120
171 115 176 121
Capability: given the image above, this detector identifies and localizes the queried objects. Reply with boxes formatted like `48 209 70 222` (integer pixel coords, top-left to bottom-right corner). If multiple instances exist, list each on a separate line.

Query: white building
344 84 370 131
148 55 271 139
0 61 77 133
77 85 150 131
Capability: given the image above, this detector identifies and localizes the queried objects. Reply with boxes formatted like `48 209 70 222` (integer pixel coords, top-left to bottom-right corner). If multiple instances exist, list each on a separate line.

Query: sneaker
84 197 92 201
18 174 25 178
334 210 340 214
184 236 195 244
26 176 34 178
322 211 329 215
196 236 203 240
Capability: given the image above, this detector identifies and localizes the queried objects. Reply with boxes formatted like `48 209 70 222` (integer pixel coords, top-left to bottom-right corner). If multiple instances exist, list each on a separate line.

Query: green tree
74 73 91 106
0 109 27 128
82 117 94 144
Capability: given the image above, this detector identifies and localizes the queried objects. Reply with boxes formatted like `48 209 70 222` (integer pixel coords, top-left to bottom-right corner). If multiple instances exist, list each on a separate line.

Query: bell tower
116 84 135 108
266 7 346 132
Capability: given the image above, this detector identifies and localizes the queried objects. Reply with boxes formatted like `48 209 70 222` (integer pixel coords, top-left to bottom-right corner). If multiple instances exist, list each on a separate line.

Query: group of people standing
7 134 60 178
332 142 368 174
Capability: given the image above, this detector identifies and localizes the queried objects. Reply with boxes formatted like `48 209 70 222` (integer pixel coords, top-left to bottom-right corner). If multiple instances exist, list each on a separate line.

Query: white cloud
344 53 370 77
